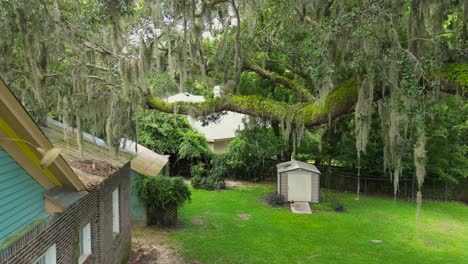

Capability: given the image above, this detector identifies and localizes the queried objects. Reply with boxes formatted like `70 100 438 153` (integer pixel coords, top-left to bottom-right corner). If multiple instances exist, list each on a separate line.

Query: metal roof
0 78 85 191
42 119 134 189
276 160 321 174
119 139 169 176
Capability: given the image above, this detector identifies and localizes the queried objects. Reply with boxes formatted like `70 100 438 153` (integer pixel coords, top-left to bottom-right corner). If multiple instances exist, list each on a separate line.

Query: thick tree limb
147 63 467 128
147 81 357 127
243 64 315 102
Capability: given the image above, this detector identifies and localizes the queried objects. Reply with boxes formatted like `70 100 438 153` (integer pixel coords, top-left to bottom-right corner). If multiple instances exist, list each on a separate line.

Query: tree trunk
415 190 422 227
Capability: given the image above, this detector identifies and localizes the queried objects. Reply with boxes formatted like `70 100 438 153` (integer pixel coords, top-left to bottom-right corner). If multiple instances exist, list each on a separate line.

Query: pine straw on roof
70 160 118 177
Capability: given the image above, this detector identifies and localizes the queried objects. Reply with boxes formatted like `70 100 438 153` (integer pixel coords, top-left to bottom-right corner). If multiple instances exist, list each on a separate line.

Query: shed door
287 172 311 201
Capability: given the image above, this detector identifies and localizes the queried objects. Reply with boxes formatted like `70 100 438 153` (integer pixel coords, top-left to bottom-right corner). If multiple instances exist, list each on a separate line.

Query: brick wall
97 163 132 264
0 162 132 264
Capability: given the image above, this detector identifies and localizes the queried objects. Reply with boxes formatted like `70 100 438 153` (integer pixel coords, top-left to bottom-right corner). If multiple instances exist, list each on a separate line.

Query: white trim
78 223 92 264
112 188 120 234
33 244 56 264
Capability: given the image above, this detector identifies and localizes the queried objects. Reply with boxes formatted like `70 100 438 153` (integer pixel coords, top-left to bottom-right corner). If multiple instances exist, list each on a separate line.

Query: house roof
41 119 134 189
165 92 246 141
119 139 169 176
165 92 206 103
277 160 321 174
0 77 85 191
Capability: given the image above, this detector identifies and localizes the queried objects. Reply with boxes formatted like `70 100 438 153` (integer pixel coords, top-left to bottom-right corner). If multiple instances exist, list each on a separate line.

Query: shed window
33 244 56 264
79 223 91 264
112 188 120 235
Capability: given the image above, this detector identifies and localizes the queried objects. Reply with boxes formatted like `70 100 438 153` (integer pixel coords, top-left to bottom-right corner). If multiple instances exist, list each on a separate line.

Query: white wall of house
165 89 247 153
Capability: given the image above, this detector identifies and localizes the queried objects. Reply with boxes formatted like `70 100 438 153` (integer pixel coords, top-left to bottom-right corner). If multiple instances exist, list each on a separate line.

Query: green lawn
165 184 467 264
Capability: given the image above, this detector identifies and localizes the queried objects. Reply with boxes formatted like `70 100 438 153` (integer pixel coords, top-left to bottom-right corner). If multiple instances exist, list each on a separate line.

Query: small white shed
276 160 321 203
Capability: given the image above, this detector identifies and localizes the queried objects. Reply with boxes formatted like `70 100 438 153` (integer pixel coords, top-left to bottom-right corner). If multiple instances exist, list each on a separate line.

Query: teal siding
131 171 147 226
0 147 48 245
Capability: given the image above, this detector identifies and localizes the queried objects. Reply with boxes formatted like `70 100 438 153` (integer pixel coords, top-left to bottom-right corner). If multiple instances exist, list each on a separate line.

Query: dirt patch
237 213 251 220
428 220 465 232
130 228 186 264
70 160 118 176
225 180 243 188
372 214 386 221
225 180 272 189
192 216 204 225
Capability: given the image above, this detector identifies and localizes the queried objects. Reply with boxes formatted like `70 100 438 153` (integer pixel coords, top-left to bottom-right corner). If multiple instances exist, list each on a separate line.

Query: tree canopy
0 1 467 215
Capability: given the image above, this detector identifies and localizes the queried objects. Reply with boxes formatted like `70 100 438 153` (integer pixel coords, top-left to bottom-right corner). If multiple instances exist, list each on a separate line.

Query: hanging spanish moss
414 129 426 227
355 78 374 158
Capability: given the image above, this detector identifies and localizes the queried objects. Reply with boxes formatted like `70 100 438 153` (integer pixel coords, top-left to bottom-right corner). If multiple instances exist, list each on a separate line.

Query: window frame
78 222 92 264
112 188 120 235
33 244 56 264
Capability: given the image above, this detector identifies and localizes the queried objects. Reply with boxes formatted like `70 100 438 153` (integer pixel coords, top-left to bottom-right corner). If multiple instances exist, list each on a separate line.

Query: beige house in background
165 86 247 152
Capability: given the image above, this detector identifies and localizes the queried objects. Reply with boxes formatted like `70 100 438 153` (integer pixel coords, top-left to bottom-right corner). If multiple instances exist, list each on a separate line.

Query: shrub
222 123 286 181
335 203 345 212
265 192 286 207
190 163 209 189
134 174 191 226
190 159 226 190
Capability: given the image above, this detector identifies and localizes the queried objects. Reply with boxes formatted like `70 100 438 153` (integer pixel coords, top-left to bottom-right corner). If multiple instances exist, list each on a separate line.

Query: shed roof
277 160 321 174
119 139 169 176
41 119 134 189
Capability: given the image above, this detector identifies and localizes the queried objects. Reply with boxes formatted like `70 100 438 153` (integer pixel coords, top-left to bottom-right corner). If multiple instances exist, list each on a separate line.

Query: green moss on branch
146 81 358 127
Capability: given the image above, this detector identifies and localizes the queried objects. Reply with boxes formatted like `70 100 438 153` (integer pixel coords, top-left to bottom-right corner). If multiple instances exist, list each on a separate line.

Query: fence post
364 177 367 194
445 181 448 201
404 180 407 200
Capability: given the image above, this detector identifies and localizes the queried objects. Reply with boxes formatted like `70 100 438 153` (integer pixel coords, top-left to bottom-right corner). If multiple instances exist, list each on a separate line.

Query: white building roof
164 92 246 141
165 92 205 103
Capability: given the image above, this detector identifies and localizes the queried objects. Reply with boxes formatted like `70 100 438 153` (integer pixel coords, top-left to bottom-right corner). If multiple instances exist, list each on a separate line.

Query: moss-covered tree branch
147 81 357 127
147 63 467 128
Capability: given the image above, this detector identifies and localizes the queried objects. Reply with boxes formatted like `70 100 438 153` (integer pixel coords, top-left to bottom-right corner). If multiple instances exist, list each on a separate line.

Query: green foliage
149 72 178 98
190 158 226 191
185 79 214 98
222 120 285 181
443 63 468 90
298 95 468 184
426 96 468 183
134 174 191 209
178 131 211 160
137 111 212 177
137 111 192 154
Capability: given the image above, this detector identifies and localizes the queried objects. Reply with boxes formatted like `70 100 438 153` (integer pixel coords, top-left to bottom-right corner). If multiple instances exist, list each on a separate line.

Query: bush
222 122 286 181
265 192 286 207
190 159 226 190
335 203 345 212
137 111 212 178
134 174 191 226
190 163 208 189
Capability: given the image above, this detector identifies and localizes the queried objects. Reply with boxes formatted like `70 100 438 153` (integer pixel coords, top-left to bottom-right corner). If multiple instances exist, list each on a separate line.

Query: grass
154 184 468 264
